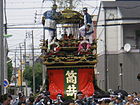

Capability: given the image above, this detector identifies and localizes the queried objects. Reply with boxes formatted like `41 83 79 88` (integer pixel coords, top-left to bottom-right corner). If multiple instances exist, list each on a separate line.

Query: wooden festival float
40 7 97 99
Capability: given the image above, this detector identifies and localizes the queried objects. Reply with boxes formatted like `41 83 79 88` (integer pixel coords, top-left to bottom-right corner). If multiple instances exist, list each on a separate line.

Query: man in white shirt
79 23 94 44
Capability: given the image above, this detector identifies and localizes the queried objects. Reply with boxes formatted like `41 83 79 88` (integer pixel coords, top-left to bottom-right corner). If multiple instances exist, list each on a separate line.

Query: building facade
97 1 140 93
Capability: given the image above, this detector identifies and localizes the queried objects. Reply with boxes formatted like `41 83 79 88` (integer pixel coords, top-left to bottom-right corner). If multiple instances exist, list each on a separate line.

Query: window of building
135 30 140 49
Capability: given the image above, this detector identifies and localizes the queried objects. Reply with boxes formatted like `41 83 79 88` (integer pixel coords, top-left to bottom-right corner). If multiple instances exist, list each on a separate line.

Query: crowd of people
0 90 140 105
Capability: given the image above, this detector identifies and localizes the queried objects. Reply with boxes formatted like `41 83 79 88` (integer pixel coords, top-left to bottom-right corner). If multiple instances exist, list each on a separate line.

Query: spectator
115 96 124 105
1 94 12 105
125 95 134 105
75 91 85 105
109 94 117 105
133 98 140 105
17 95 26 105
34 94 43 104
44 91 53 104
54 93 64 105
27 97 35 105
132 92 137 98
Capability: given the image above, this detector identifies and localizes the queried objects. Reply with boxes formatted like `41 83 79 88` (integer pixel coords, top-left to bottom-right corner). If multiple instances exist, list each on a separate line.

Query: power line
7 26 43 29
6 7 53 10
9 48 40 50
80 0 99 8
7 1 43 4
9 52 41 54
6 6 98 10
7 23 42 26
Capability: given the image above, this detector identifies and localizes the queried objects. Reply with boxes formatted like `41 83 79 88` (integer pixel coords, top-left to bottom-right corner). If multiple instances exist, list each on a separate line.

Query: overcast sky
6 0 101 67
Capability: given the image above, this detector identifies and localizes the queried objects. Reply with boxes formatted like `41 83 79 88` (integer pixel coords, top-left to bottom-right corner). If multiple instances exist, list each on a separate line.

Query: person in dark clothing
44 91 53 104
1 94 12 105
54 93 64 105
17 95 26 105
82 7 92 25
79 7 94 43
75 91 85 105
27 97 35 105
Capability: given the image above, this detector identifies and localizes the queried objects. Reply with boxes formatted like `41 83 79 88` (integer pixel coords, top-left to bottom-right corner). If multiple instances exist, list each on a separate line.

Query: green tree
7 57 13 82
23 63 42 92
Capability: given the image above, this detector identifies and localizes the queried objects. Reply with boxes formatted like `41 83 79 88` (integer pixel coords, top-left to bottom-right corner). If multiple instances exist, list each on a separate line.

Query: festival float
40 0 97 99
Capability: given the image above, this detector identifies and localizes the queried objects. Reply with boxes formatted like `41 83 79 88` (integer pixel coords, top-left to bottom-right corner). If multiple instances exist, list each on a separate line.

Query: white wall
97 7 122 55
106 26 118 52
97 6 105 56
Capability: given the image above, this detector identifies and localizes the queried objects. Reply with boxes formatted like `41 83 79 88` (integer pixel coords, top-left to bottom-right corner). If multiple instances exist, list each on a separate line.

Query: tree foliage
23 63 42 92
7 57 13 82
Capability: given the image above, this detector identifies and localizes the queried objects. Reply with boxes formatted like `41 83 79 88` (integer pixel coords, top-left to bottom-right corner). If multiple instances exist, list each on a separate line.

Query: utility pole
4 27 8 94
104 9 108 91
42 22 46 88
19 43 23 92
24 38 28 96
24 39 26 67
14 50 17 94
31 30 35 93
0 0 4 95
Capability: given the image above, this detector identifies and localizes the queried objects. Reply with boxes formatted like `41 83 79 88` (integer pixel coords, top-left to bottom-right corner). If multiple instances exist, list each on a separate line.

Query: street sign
3 79 9 88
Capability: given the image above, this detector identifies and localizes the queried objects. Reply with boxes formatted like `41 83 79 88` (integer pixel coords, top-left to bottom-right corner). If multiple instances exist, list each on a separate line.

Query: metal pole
31 30 35 93
104 9 108 91
0 0 4 95
120 63 123 89
19 44 23 92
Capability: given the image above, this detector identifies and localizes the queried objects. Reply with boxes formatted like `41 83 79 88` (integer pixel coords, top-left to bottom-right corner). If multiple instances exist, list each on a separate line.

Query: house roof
102 1 140 8
102 1 140 19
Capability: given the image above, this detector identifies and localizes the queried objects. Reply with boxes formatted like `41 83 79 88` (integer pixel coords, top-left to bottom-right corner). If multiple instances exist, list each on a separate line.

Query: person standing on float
42 4 61 44
79 7 94 43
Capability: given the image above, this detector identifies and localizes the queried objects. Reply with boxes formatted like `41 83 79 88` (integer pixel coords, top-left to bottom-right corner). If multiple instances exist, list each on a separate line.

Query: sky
6 0 101 67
